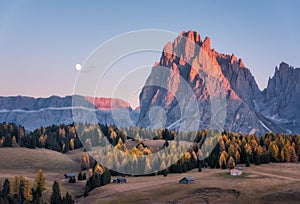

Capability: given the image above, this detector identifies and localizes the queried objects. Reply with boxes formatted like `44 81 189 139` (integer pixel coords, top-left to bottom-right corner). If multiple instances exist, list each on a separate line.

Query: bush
78 172 83 181
68 177 76 183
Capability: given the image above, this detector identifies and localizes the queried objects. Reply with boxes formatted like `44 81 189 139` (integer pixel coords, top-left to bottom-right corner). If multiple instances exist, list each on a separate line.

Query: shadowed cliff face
259 62 300 133
137 30 299 134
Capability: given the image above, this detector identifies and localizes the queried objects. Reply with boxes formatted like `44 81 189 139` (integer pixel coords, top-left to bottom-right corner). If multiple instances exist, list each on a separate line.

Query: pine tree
0 196 9 204
31 187 42 204
163 169 168 176
240 145 247 164
68 177 75 183
198 162 202 172
78 172 83 181
245 154 250 167
94 174 101 187
3 135 12 147
51 181 62 204
101 169 111 186
18 179 25 204
2 179 10 198
221 160 226 169
254 151 261 165
62 192 74 204
83 185 89 197
35 185 42 199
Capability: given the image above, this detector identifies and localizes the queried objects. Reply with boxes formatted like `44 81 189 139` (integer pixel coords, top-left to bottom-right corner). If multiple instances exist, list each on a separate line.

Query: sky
0 0 299 108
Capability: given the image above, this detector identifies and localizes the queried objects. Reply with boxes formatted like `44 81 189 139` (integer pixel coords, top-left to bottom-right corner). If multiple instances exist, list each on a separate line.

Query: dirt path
247 169 300 181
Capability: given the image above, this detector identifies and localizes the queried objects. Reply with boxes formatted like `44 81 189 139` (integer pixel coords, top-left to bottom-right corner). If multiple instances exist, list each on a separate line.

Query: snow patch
259 120 271 132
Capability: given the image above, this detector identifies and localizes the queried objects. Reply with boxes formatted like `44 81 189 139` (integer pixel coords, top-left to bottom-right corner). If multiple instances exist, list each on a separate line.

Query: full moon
75 63 82 71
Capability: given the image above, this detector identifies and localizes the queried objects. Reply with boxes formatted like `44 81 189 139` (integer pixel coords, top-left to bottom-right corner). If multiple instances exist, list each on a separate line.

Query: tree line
1 122 299 173
0 169 74 204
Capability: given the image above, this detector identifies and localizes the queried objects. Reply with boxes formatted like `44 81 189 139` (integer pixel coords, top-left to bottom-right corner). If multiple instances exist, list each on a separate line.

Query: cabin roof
180 177 194 181
65 173 76 176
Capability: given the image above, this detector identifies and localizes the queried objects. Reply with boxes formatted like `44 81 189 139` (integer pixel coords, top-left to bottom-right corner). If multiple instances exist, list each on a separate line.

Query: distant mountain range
0 95 139 131
0 30 299 134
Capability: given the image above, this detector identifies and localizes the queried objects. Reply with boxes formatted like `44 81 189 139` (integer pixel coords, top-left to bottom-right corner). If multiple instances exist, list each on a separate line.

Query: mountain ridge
137 30 299 134
0 95 139 131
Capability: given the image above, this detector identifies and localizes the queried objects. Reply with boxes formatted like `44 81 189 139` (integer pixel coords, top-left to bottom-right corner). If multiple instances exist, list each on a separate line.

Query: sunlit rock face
138 30 299 134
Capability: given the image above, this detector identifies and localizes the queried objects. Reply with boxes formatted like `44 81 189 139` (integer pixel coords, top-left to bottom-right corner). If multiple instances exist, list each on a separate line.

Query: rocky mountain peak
138 30 300 134
230 54 238 64
202 36 211 51
137 30 283 134
180 30 202 43
260 62 300 133
238 58 245 68
265 62 298 99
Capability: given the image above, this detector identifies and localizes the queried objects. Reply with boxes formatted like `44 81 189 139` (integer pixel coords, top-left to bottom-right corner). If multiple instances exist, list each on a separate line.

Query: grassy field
77 163 300 204
0 147 300 203
0 147 84 202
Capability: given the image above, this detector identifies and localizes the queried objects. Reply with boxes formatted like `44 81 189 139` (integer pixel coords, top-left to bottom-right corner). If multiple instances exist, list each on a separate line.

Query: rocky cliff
137 30 298 134
259 62 300 133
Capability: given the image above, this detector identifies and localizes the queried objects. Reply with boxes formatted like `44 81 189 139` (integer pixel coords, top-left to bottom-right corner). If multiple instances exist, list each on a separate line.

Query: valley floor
0 147 300 204
77 163 300 204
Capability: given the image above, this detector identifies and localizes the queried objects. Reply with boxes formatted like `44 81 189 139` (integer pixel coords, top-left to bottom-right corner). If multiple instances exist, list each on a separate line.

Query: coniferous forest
0 122 299 171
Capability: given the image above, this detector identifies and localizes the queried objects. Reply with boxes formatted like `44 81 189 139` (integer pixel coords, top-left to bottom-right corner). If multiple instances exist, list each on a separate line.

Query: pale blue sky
0 0 299 107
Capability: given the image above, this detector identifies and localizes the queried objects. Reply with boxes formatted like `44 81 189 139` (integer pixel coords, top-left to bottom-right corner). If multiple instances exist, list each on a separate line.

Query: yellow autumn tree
70 138 75 150
94 163 104 175
80 152 90 169
39 135 46 146
0 137 4 146
289 145 298 163
19 127 25 139
34 169 46 191
219 151 228 168
10 176 21 196
227 156 236 168
23 177 32 202
10 176 32 202
268 141 279 162
184 152 191 161
280 144 290 162
11 136 17 147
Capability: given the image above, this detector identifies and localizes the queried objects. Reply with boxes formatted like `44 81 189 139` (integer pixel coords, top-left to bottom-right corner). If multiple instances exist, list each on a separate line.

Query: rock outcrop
259 62 300 133
137 30 298 134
